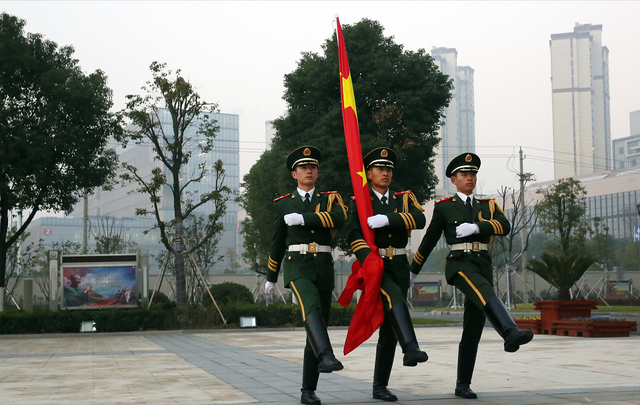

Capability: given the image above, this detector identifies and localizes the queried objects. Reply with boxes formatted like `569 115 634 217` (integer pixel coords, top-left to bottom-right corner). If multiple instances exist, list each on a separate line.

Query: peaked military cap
364 147 396 169
286 146 321 171
446 152 481 177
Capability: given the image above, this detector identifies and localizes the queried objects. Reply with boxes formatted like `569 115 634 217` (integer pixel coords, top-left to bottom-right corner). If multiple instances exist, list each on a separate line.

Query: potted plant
526 251 597 334
521 178 602 335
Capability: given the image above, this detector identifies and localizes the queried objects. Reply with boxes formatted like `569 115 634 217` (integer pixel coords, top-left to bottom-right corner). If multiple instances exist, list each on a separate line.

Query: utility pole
519 148 528 303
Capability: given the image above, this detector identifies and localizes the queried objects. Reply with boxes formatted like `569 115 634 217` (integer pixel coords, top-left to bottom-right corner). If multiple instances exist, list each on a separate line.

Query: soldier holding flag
348 147 429 402
266 145 348 405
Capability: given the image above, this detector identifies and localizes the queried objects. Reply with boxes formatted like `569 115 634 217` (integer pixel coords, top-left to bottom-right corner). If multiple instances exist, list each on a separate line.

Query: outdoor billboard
412 282 441 302
61 254 138 309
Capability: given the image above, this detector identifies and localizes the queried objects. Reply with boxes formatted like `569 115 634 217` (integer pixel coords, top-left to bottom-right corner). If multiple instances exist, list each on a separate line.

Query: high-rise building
430 47 475 197
612 111 640 171
550 23 611 179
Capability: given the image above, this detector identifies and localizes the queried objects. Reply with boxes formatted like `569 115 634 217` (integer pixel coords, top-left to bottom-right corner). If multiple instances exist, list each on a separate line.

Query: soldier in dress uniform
348 147 429 402
266 146 348 405
410 152 533 399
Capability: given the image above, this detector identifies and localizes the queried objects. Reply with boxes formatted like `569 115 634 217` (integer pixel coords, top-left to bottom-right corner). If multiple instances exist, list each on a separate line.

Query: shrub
0 300 354 334
204 282 253 306
148 290 174 306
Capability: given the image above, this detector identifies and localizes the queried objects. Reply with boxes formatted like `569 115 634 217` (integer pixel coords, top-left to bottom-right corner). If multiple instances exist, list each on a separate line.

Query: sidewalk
1 325 639 405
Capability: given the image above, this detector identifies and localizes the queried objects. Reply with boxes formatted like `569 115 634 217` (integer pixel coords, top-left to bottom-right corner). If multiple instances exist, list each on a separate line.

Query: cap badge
381 149 388 158
465 154 472 162
303 148 311 156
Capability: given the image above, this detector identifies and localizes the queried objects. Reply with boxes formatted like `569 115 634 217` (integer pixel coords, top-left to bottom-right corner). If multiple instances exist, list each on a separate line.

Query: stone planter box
551 320 637 338
534 300 597 334
514 319 542 334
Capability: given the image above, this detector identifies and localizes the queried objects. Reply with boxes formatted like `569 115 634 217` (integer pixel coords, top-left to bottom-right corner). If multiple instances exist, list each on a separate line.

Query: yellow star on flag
356 164 367 187
341 75 358 120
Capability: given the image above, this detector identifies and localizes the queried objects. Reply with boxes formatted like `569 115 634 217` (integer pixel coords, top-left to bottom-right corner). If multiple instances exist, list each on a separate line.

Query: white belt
450 242 488 252
379 247 406 258
288 243 331 254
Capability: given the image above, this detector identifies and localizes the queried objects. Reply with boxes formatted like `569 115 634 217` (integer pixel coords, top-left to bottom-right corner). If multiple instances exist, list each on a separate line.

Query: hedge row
0 302 356 335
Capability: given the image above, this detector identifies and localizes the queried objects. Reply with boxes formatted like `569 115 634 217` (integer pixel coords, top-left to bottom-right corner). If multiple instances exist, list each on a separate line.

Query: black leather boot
387 303 428 366
301 390 321 405
301 347 321 404
305 311 344 372
483 297 533 353
454 343 478 399
372 344 398 401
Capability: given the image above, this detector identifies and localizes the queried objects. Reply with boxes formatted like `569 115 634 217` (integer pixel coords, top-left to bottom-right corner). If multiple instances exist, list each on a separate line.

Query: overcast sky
4 1 640 198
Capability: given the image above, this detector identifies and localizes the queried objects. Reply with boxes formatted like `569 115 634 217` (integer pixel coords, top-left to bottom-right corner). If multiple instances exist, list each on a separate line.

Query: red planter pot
551 320 637 337
534 300 597 334
514 319 542 334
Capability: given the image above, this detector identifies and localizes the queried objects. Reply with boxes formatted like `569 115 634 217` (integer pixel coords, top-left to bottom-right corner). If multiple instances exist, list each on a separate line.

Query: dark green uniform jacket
268 190 347 291
410 195 510 283
348 189 426 292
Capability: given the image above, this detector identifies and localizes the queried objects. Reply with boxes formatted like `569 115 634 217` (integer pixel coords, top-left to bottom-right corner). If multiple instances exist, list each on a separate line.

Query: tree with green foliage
535 178 590 255
0 13 121 310
241 18 452 272
120 63 232 308
528 178 596 299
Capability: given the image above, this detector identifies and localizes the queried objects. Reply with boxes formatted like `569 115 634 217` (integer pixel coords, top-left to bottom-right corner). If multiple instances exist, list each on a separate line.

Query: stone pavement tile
476 392 576 404
556 390 640 403
0 336 257 405
3 327 640 404
207 326 640 402
249 392 298 403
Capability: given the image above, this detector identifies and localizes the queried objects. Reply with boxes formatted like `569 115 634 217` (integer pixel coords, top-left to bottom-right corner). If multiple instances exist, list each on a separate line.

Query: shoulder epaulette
435 196 453 204
477 198 494 202
273 193 291 202
394 190 411 196
320 191 338 195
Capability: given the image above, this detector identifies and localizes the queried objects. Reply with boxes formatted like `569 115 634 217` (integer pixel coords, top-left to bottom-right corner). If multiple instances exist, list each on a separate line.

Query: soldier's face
292 164 318 189
367 166 393 192
451 171 477 195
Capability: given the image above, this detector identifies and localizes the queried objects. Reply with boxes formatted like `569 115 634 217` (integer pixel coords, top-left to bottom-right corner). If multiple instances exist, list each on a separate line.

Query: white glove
284 213 304 226
456 223 480 238
367 214 389 229
265 281 275 295
410 272 417 286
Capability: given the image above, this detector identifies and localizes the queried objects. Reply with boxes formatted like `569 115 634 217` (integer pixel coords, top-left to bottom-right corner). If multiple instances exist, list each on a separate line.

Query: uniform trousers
448 252 496 350
378 257 409 346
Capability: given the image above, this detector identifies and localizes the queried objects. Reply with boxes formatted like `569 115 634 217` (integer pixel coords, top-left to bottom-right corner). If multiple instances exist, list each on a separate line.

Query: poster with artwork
61 255 138 309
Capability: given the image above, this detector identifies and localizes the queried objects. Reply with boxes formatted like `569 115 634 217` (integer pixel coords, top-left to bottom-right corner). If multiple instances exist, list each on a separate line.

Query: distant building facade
612 111 640 171
430 47 475 197
550 23 611 179
55 108 242 274
504 170 640 242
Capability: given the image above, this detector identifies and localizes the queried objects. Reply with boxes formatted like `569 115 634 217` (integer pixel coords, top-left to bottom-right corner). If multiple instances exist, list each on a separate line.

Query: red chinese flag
335 17 384 355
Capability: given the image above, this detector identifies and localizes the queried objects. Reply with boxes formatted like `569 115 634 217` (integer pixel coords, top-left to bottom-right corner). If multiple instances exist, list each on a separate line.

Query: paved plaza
1 323 639 405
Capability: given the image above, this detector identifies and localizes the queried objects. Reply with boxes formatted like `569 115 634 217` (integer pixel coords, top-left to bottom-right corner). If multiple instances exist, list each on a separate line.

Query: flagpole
335 17 385 355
